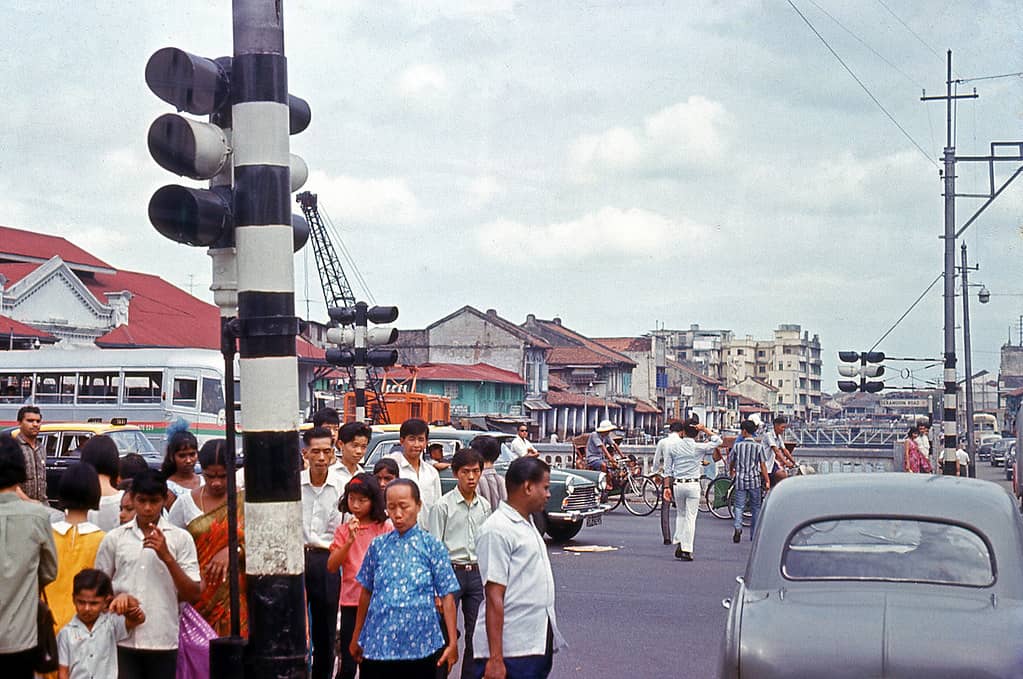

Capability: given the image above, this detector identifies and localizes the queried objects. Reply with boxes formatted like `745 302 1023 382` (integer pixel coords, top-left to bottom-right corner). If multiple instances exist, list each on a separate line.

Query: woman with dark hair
81 434 123 531
0 434 58 679
161 422 202 509
167 438 246 636
46 462 105 631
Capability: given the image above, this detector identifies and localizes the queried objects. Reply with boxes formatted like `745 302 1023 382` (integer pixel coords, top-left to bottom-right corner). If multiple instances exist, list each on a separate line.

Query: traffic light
325 303 400 368
837 351 885 393
145 47 312 251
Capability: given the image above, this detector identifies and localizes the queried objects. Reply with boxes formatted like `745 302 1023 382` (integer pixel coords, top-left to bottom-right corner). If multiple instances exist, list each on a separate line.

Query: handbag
34 591 58 673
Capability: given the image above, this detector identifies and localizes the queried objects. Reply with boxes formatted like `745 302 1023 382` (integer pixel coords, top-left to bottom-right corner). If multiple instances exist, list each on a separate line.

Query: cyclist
762 416 796 484
585 420 618 473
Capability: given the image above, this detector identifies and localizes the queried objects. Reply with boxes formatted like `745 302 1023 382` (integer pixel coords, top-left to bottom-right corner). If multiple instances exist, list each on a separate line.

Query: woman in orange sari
168 438 247 636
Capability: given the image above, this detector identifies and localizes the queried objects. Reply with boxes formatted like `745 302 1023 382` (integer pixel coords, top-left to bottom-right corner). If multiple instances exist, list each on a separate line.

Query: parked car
719 474 1023 678
990 437 1013 466
364 427 607 542
1005 440 1017 481
978 433 1001 461
2 418 162 504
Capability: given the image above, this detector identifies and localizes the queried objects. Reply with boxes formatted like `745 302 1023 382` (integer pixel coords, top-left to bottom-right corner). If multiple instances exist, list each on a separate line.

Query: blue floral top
356 523 459 660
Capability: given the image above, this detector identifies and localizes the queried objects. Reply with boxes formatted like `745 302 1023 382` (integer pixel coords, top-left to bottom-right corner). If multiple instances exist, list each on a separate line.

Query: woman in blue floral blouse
350 478 460 678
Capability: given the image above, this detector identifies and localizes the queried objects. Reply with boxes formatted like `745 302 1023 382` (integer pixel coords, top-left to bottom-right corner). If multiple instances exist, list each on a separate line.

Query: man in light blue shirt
664 422 721 561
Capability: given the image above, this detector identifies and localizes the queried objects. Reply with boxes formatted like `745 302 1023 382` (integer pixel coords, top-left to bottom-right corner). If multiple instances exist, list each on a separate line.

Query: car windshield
782 518 993 587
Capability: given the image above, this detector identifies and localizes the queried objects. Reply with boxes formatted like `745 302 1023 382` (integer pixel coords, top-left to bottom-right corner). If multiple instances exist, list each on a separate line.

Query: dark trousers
942 461 958 476
472 620 553 679
336 605 358 679
305 548 341 679
362 649 442 679
659 478 672 543
450 566 484 679
0 649 35 679
117 647 178 679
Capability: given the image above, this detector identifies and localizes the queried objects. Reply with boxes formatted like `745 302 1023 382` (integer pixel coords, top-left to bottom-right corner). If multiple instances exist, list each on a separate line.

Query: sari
186 494 247 637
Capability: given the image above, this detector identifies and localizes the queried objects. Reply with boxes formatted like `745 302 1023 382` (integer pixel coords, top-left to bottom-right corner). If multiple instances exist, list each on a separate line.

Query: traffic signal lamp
837 351 886 393
326 303 400 369
146 47 311 251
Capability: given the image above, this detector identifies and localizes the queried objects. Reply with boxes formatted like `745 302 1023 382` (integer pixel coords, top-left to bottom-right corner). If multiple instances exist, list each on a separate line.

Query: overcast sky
5 1 1023 388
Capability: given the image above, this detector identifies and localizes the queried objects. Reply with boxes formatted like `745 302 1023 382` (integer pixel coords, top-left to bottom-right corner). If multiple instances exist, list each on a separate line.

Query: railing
788 426 902 448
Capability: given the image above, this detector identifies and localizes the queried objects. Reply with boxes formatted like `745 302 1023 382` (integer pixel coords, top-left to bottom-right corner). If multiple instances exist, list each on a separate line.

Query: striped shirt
729 439 768 490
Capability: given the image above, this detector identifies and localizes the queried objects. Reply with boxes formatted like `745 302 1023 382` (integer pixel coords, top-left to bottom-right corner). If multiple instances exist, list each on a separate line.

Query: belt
675 478 700 484
452 562 478 571
305 546 329 553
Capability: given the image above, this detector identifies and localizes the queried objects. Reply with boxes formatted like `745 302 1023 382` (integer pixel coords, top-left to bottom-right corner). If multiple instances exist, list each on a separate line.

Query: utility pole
961 243 976 477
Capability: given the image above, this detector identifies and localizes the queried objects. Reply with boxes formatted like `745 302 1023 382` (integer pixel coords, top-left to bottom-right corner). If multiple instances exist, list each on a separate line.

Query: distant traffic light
327 302 400 422
837 351 885 393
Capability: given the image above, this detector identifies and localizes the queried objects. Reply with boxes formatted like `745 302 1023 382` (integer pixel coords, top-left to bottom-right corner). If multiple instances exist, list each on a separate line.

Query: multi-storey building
764 324 822 421
653 325 733 382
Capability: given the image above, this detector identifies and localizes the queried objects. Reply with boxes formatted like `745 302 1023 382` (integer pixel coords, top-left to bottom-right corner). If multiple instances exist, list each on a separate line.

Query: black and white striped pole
231 2 310 677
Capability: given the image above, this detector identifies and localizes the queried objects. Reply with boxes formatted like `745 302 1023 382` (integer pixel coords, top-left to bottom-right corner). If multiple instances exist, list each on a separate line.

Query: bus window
78 372 119 403
123 372 162 404
201 377 225 415
37 373 75 404
173 377 198 408
0 373 33 403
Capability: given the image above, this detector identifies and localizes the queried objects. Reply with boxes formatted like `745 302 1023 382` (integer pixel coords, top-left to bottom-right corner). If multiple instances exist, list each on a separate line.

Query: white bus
974 412 999 444
0 347 238 442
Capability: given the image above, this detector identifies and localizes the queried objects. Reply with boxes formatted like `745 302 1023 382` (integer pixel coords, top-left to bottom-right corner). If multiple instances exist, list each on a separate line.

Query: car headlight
565 476 575 495
598 472 608 491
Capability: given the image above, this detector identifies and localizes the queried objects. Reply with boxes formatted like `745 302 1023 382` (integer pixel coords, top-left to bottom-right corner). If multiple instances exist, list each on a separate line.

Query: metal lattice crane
296 191 391 423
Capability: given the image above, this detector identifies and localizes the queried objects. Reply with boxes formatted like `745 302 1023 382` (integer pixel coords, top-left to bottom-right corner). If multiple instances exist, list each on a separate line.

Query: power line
957 70 1023 84
787 0 939 169
869 272 943 352
875 0 943 60
806 0 925 89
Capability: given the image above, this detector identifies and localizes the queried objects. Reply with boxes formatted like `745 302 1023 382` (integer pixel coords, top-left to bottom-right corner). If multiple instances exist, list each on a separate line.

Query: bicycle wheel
623 476 658 516
706 476 734 520
604 475 624 512
698 476 711 512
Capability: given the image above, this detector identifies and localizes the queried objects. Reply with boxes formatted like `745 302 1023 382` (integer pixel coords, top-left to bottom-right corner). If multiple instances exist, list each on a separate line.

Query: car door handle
722 598 731 609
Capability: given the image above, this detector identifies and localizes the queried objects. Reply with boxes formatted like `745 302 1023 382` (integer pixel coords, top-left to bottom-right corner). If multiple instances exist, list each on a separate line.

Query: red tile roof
524 318 636 367
544 390 619 408
667 358 721 385
0 226 113 271
89 270 221 349
634 399 660 414
593 337 651 353
547 346 620 367
0 314 56 340
384 362 525 385
547 374 571 390
0 263 42 286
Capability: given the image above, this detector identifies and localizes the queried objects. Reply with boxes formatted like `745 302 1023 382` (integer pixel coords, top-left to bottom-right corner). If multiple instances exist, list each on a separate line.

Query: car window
60 433 91 458
783 518 993 587
107 430 158 454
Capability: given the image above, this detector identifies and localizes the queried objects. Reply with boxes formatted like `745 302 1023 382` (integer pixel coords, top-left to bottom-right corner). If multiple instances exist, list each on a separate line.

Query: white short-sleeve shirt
473 502 566 659
57 612 129 678
94 517 200 650
388 452 442 524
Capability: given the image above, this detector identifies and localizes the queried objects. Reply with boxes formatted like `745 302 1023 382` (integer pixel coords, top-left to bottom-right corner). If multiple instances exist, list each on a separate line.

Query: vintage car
365 428 607 542
719 474 1023 679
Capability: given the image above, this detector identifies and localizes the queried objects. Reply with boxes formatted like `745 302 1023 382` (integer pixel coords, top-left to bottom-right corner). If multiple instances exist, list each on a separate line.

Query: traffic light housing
837 351 885 393
326 303 400 369
146 47 312 251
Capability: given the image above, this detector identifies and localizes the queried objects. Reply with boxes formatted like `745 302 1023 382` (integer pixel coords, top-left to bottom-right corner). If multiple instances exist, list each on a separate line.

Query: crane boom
296 191 356 309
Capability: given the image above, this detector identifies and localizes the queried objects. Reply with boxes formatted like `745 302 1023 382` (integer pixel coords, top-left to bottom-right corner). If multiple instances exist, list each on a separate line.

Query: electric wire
318 204 377 305
869 272 944 352
875 0 943 60
957 71 1023 84
787 0 939 169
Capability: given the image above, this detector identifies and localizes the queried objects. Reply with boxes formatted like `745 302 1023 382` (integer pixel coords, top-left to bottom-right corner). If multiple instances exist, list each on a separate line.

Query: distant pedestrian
585 420 618 472
13 405 46 503
350 479 460 678
471 436 507 512
729 421 770 543
387 418 443 524
118 454 150 490
0 433 58 679
94 469 201 679
428 448 490 679
373 458 399 489
57 568 145 679
762 416 796 484
299 426 344 679
508 425 538 460
956 443 971 478
652 421 684 546
429 443 451 471
81 434 124 531
472 457 566 679
328 474 393 679
904 428 926 473
665 422 721 561
160 423 202 510
916 420 932 472
46 463 105 632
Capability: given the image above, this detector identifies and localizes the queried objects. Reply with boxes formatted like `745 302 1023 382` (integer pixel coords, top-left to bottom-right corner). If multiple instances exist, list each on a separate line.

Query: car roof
38 422 144 434
747 474 1023 594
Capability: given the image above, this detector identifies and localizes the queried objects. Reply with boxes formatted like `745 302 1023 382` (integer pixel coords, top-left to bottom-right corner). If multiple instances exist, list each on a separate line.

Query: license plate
586 515 602 527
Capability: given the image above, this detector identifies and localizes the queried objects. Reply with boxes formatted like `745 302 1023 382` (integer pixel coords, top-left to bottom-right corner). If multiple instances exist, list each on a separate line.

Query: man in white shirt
300 427 344 679
473 457 565 679
508 424 538 460
665 422 722 561
94 470 200 679
762 415 796 484
386 418 442 524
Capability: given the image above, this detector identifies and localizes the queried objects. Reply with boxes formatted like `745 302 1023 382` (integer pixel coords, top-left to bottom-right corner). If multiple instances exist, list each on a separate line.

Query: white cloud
569 96 730 182
468 175 503 206
397 63 448 99
307 170 425 225
475 206 715 262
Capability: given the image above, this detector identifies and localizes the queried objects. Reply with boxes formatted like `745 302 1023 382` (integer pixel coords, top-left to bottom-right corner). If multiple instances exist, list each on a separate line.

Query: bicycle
603 454 659 516
705 463 807 525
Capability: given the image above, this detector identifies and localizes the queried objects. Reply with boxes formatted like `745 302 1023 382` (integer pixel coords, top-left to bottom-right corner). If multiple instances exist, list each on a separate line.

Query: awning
523 399 552 411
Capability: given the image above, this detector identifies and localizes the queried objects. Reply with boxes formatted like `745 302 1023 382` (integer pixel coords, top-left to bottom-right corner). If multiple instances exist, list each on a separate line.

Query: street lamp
960 242 989 477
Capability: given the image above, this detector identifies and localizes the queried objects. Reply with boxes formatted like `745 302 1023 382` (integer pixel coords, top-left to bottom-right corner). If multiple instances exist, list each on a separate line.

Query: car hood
737 587 1023 679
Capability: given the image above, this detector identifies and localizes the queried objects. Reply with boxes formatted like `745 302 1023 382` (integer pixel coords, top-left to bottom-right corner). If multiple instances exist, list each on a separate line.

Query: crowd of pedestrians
0 405 563 679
